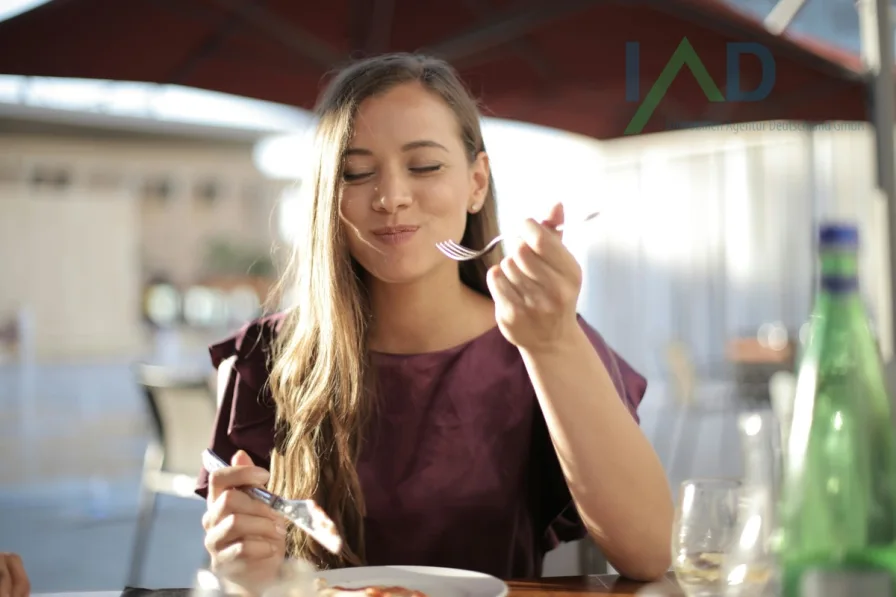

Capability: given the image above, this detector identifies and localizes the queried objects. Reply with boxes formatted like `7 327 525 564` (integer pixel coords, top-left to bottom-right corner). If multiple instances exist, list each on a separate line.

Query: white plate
33 593 121 597
315 565 509 597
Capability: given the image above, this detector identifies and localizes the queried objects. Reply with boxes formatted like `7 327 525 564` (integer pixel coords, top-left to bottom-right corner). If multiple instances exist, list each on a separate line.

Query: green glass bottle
778 223 896 596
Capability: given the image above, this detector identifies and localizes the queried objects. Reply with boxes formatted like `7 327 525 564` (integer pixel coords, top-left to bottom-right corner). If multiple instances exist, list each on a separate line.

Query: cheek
339 191 365 224
338 193 369 257
416 175 470 216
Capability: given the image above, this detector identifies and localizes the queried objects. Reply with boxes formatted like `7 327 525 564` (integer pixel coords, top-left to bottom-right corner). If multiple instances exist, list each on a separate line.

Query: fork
435 210 601 261
201 449 343 554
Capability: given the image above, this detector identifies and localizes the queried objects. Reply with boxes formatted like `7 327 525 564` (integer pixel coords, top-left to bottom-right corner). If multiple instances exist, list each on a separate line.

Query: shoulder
209 310 288 367
204 313 289 460
209 311 288 389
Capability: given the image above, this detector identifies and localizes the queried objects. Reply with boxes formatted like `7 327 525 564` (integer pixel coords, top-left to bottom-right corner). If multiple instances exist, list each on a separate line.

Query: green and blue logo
624 38 776 134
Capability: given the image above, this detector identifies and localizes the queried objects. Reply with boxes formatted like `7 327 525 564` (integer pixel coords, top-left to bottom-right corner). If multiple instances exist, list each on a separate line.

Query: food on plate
315 578 428 597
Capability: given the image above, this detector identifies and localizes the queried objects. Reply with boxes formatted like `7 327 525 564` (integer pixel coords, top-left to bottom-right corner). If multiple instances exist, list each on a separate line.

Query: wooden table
508 573 681 597
105 574 683 597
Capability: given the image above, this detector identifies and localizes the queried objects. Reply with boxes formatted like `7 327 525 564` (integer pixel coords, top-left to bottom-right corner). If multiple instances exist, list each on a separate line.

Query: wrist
518 320 587 359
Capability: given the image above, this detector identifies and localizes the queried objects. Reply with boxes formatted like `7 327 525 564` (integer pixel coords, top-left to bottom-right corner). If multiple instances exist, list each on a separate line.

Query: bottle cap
819 223 859 248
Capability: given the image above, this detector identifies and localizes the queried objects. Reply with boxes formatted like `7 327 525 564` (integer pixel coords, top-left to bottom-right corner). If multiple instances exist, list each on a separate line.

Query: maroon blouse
195 312 647 579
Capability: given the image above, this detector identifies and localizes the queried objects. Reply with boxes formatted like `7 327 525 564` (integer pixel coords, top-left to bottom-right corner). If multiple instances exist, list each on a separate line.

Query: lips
371 225 419 235
371 225 419 246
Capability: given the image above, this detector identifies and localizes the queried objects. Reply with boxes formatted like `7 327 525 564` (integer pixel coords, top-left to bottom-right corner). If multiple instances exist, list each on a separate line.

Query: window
142 176 174 206
194 179 221 208
30 164 72 192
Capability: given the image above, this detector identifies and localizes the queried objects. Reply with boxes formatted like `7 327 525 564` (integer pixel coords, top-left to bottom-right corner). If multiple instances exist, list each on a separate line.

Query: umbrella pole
859 0 896 399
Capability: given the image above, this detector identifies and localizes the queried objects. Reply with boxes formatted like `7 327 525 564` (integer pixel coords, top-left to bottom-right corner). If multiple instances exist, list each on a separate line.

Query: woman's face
339 82 489 284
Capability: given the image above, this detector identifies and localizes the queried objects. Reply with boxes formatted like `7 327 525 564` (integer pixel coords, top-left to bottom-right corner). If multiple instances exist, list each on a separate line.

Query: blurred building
0 106 290 360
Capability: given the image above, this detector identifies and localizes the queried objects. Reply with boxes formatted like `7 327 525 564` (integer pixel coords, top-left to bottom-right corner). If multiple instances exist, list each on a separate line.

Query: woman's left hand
487 202 583 352
0 552 29 597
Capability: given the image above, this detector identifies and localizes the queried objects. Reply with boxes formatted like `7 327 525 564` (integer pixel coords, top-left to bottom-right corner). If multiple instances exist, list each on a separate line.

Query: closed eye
410 165 442 174
343 171 373 182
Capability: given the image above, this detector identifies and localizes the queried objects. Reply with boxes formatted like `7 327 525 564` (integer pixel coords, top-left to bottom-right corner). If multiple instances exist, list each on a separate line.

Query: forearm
520 327 673 580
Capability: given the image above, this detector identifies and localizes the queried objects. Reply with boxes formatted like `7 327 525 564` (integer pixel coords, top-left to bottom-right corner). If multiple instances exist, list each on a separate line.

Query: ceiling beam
421 0 604 63
364 0 396 54
208 0 344 69
349 0 369 52
642 0 864 82
459 0 554 79
167 0 261 84
764 0 809 35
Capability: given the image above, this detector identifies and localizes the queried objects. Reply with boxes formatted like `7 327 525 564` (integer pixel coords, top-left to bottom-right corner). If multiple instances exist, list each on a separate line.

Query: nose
373 168 412 212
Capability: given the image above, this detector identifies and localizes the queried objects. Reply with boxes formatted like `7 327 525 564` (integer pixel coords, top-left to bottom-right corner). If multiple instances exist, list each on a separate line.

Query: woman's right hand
202 450 288 587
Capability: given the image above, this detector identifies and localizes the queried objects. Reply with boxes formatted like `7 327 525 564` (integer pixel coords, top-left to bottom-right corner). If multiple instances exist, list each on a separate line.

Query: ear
468 151 490 213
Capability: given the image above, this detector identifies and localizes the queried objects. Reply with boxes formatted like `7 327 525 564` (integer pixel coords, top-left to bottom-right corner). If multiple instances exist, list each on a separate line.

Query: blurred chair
0 314 19 363
654 340 738 483
0 307 32 364
665 340 699 407
727 323 795 405
128 363 216 587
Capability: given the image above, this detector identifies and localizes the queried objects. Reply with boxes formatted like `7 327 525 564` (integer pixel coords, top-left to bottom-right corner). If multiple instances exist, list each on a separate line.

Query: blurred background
0 0 894 591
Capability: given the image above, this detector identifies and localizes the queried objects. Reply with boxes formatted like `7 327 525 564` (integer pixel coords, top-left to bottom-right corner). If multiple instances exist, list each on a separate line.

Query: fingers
203 489 287 573
205 511 287 554
493 225 578 314
504 242 560 287
499 255 546 311
215 539 283 566
231 450 254 467
207 451 269 506
487 265 523 308
203 449 284 570
203 489 281 531
0 553 29 597
0 555 10 597
541 202 565 229
517 218 580 281
5 555 28 597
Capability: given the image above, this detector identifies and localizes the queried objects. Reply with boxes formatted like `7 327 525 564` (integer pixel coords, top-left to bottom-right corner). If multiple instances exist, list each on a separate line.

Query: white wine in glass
672 479 740 596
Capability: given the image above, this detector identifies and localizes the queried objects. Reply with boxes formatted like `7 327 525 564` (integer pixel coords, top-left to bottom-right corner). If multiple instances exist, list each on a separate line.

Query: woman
197 52 672 587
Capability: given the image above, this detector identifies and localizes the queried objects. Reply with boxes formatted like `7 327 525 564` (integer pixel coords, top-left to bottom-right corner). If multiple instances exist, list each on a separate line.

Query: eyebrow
343 140 449 157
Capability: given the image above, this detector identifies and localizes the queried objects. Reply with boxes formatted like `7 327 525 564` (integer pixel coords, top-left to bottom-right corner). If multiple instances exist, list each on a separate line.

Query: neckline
369 324 503 359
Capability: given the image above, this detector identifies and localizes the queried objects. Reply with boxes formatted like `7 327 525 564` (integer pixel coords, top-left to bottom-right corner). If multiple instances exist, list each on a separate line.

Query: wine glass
672 478 741 596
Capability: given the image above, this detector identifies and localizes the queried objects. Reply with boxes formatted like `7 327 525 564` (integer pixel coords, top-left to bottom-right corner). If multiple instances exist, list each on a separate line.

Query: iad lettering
624 38 775 135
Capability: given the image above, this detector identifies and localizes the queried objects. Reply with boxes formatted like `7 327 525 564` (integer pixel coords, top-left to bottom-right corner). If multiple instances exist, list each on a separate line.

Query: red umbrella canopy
0 0 870 138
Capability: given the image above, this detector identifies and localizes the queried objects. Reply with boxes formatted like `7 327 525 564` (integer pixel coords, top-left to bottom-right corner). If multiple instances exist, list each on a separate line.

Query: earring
470 203 481 213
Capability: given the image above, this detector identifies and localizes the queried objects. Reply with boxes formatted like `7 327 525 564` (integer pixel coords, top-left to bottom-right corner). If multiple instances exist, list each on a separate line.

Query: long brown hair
267 53 502 568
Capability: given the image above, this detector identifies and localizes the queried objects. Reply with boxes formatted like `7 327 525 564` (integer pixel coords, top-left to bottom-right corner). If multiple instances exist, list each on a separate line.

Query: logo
624 38 776 135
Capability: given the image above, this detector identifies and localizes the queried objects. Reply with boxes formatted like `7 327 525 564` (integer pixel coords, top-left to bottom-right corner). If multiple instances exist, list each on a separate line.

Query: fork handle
553 210 600 231
201 449 275 506
245 485 278 507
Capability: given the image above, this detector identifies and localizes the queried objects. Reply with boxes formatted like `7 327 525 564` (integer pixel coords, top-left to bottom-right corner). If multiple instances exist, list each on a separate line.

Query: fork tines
436 240 480 260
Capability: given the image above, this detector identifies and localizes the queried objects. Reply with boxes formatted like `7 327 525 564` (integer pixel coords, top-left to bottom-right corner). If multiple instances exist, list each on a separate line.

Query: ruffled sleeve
532 314 648 551
194 312 285 499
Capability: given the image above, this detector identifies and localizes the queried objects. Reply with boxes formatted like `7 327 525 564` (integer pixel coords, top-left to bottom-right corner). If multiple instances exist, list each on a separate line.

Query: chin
365 266 430 285
358 255 442 286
